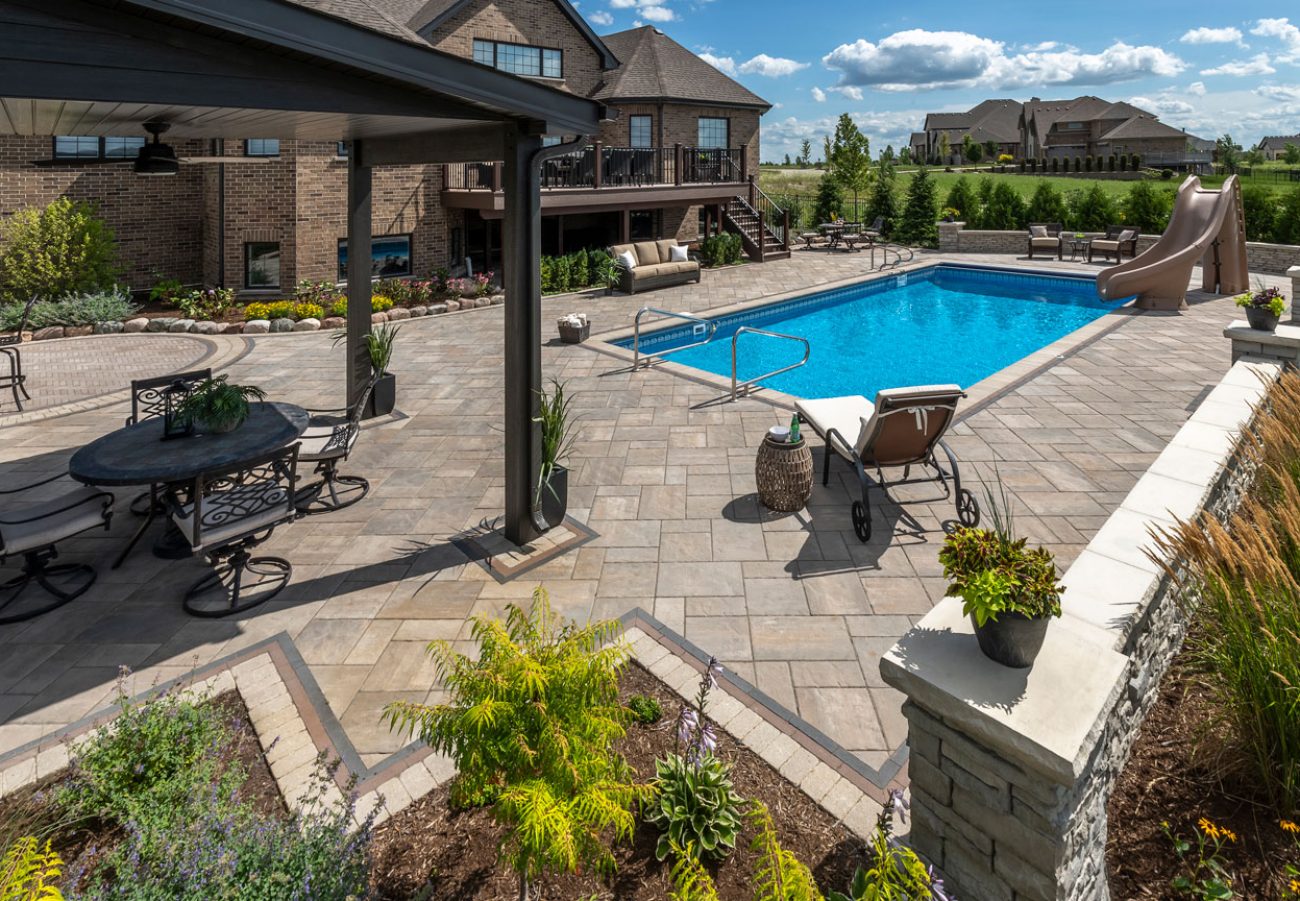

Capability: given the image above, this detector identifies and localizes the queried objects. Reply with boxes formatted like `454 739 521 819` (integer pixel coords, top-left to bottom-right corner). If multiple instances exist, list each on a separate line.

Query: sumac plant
383 587 651 901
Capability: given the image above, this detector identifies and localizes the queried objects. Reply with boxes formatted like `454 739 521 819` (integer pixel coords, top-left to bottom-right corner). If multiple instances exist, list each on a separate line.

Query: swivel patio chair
125 369 212 515
1026 222 1064 260
0 474 114 623
294 374 377 514
0 298 37 413
165 443 299 617
795 385 979 542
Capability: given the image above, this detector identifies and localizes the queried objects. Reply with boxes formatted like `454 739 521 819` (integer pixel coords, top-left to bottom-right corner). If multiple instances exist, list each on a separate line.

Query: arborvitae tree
1051 157 1060 173
943 176 977 222
1240 184 1277 242
983 140 999 163
783 153 792 166
1284 143 1300 165
1274 185 1300 244
1123 181 1173 234
1131 153 1141 169
899 146 912 164
937 132 951 165
965 142 984 164
896 167 939 247
813 173 845 224
975 177 995 224
1074 157 1082 173
1084 155 1093 172
981 180 1027 229
865 163 900 236
1068 184 1117 230
1026 180 1069 225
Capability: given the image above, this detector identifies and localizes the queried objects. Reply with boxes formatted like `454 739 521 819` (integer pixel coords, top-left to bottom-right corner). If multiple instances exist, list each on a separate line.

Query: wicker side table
755 435 814 512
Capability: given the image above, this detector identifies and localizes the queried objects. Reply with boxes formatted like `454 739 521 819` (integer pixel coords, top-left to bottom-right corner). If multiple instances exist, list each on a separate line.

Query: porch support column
502 124 545 545
346 140 373 410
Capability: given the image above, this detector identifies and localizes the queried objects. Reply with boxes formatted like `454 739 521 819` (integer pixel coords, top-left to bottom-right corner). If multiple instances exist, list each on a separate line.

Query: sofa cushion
655 239 678 260
610 243 635 260
630 261 697 280
634 241 663 266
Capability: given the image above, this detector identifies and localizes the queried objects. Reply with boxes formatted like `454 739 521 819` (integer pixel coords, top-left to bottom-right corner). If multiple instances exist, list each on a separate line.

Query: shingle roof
1259 134 1300 149
409 0 618 68
594 27 769 109
922 100 1020 143
282 0 427 44
1099 116 1192 141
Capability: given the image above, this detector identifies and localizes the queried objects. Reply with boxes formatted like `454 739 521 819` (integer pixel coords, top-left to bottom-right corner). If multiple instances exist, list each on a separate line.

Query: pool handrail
731 326 811 399
631 306 718 370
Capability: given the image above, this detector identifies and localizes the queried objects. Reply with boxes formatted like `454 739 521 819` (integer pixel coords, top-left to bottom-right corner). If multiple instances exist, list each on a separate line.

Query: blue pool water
617 265 1127 400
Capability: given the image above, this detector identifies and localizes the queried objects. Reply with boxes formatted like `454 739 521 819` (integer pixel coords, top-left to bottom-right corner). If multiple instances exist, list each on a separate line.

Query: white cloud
638 4 674 21
588 9 613 25
1024 41 1058 52
1251 18 1300 61
1187 80 1207 95
810 86 827 102
1180 26 1246 46
762 109 931 160
737 54 809 77
1129 95 1195 115
831 85 864 100
1255 83 1300 101
821 29 1185 92
698 52 737 75
1201 53 1276 76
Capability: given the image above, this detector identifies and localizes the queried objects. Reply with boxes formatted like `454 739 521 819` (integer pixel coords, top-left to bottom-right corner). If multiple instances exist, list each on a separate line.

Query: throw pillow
618 250 637 270
1029 225 1048 238
669 244 689 262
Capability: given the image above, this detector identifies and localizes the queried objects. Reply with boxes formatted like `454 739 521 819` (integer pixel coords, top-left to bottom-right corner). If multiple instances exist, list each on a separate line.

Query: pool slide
1095 175 1248 311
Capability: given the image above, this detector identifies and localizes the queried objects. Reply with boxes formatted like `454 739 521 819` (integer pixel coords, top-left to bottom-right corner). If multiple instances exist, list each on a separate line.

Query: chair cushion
297 415 356 461
668 244 690 262
171 480 292 552
1030 237 1060 247
1028 225 1048 238
633 241 663 266
1091 239 1120 251
0 488 110 555
794 395 875 457
1118 229 1137 242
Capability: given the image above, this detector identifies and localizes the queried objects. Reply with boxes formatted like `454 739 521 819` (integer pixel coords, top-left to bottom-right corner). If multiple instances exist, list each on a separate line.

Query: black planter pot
1245 306 1280 332
539 465 568 530
972 611 1051 668
366 371 396 418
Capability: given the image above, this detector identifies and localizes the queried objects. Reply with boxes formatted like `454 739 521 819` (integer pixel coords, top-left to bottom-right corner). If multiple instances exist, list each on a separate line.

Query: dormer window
472 39 562 79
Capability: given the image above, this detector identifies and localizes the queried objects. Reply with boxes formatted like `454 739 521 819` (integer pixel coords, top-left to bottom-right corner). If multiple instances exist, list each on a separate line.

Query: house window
697 117 729 149
630 209 658 241
629 115 653 148
472 39 562 78
52 136 145 160
336 141 349 157
245 139 280 157
337 234 412 281
244 242 281 289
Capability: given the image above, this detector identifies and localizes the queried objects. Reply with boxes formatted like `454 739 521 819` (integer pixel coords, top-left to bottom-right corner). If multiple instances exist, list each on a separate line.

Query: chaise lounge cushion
794 395 875 457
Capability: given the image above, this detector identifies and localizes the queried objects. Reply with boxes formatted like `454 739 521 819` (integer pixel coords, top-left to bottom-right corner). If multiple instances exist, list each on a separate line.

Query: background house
1255 135 1300 161
917 100 1022 164
1019 96 1210 169
0 0 771 294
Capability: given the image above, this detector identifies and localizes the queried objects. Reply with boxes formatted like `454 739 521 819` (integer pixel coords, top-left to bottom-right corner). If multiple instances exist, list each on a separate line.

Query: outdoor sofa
610 240 702 294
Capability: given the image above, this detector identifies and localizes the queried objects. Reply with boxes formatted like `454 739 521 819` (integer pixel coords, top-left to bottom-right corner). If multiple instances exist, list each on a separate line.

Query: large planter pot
972 611 1051 668
366 371 396 418
197 415 244 435
1245 306 1280 332
538 465 568 530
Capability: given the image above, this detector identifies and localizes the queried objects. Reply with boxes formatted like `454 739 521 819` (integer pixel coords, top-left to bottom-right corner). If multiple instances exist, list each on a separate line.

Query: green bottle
789 414 800 443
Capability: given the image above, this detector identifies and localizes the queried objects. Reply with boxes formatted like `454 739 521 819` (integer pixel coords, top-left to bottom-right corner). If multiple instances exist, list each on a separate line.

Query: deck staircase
723 188 790 262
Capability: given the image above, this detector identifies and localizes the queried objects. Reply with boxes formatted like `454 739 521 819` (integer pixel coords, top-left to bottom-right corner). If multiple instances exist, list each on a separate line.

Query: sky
574 0 1300 160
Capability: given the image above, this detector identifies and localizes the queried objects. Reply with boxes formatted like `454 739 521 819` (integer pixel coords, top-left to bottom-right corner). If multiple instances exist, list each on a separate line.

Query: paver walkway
0 250 1273 779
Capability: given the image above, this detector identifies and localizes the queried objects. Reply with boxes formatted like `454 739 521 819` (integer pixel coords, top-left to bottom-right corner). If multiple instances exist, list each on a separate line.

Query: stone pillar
1289 265 1300 324
938 221 964 253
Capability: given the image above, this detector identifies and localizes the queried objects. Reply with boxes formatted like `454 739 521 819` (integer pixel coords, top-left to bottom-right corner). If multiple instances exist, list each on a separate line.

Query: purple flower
676 707 698 746
706 656 723 690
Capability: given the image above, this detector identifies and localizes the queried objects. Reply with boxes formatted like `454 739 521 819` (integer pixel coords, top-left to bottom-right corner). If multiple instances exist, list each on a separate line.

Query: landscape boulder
292 318 320 332
123 318 149 333
65 325 94 338
269 317 295 333
32 326 64 341
243 319 270 334
169 319 195 333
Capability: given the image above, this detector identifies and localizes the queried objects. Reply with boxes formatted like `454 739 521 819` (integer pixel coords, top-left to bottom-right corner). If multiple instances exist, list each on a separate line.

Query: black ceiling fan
133 121 179 175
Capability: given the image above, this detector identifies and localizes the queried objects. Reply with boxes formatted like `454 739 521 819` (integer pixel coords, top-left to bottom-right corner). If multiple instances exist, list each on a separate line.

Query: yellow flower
1283 819 1300 835
1198 817 1220 840
1221 827 1238 843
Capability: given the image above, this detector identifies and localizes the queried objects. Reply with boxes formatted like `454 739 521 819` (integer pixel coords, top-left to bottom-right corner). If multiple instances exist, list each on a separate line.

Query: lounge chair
795 385 980 541
1026 222 1063 260
1088 226 1138 264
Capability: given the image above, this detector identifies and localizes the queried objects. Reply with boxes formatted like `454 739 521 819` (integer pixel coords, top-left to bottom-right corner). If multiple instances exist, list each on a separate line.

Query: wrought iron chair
294 375 378 514
124 369 212 516
0 475 114 623
0 298 38 413
164 443 299 617
795 385 980 542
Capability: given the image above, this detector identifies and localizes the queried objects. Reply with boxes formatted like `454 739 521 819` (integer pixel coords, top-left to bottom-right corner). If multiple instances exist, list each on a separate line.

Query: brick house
1255 135 1300 161
1019 96 1210 169
0 0 772 295
917 100 1023 165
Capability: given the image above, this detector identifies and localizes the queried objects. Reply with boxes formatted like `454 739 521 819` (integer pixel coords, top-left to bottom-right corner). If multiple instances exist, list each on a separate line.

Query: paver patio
0 249 1267 782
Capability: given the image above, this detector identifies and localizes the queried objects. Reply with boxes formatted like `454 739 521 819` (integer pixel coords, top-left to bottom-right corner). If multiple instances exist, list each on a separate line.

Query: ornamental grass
1154 368 1300 815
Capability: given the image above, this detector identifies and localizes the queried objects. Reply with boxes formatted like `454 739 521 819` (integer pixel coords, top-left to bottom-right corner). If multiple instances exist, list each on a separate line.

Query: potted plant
335 323 400 416
534 378 577 530
940 207 961 223
595 254 621 296
938 479 1063 668
178 376 265 434
1236 283 1287 332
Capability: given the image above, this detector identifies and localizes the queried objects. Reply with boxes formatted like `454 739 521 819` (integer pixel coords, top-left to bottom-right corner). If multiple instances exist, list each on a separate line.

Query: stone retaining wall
935 222 1300 274
882 356 1281 900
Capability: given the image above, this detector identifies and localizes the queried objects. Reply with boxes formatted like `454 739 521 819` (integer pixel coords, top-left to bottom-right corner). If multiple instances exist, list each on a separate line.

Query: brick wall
0 136 206 290
423 0 605 98
219 139 297 290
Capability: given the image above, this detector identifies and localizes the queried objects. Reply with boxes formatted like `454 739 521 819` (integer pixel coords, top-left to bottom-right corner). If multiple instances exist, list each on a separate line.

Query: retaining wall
882 356 1281 900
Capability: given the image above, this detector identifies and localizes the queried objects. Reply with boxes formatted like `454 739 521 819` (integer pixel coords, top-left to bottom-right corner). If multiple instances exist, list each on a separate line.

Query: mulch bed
0 690 285 883
1106 639 1297 898
368 662 866 900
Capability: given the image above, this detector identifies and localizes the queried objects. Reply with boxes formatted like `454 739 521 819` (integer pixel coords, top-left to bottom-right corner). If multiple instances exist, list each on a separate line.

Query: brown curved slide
1096 175 1248 311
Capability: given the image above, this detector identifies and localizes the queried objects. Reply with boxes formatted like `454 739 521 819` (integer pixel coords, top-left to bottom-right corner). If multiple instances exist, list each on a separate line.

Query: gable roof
1258 134 1300 150
411 0 619 69
284 0 428 44
1099 116 1189 141
922 100 1020 144
594 26 770 110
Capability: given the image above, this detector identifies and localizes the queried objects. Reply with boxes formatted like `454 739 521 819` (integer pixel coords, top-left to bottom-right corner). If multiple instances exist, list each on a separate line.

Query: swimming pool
616 264 1129 400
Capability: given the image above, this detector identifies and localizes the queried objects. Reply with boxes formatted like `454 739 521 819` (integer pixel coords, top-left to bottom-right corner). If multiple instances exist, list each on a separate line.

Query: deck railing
444 144 746 191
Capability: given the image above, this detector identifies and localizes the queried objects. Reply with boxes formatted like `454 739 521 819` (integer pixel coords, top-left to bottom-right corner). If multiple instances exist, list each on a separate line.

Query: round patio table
69 401 309 568
818 222 845 249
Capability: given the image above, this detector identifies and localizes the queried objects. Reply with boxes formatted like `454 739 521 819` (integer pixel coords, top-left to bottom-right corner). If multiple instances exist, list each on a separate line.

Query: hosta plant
647 751 744 862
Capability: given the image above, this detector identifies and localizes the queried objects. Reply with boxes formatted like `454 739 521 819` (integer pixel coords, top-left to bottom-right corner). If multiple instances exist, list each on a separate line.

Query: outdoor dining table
68 401 309 569
818 222 845 248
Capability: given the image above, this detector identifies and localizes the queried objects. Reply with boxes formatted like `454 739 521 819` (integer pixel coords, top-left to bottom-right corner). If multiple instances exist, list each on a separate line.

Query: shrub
293 279 336 304
1108 154 1117 172
1132 153 1142 169
942 176 976 224
0 198 119 304
376 277 432 307
865 166 900 237
1123 181 1174 234
1161 168 1174 180
1240 185 1277 242
0 836 63 901
627 695 663 724
1 289 139 330
1154 369 1300 812
1068 184 1117 231
894 167 939 248
176 287 237 321
1084 155 1093 172
148 277 185 306
1273 185 1300 246
383 587 651 899
813 174 845 225
1074 157 1082 173
828 790 947 901
699 233 743 267
370 294 394 312
980 181 1027 230
1051 157 1060 173
1026 180 1069 225
242 300 295 321
748 802 823 901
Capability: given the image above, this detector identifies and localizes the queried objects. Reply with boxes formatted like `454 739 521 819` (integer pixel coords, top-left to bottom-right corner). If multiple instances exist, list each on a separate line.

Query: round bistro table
69 402 309 568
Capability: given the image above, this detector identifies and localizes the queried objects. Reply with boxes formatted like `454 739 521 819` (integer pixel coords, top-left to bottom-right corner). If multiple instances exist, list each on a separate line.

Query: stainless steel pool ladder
631 307 718 370
731 326 810 399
